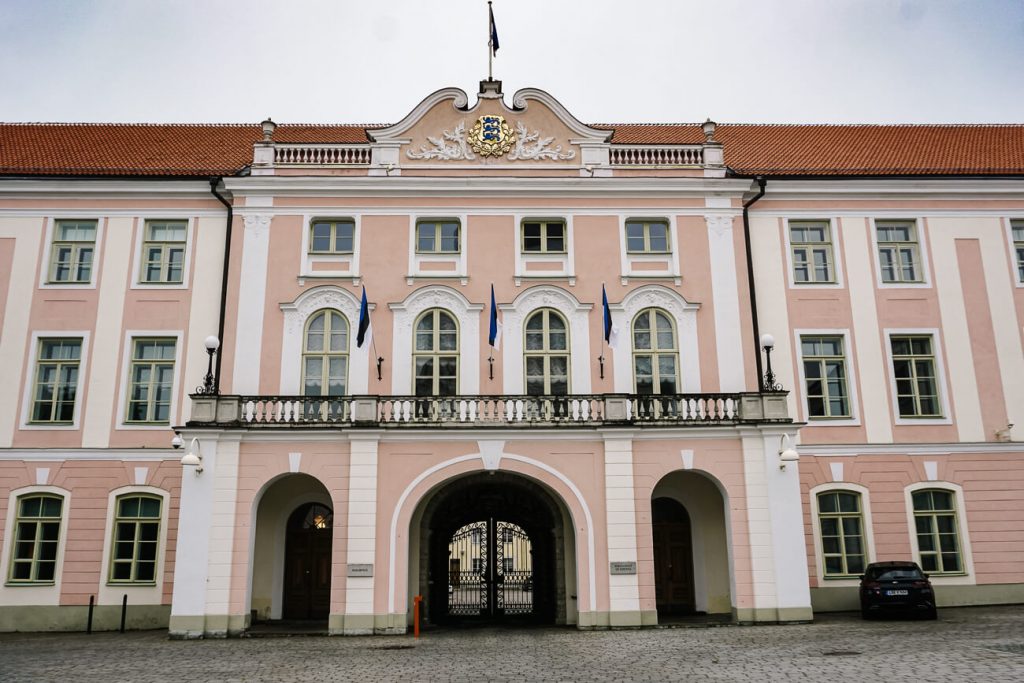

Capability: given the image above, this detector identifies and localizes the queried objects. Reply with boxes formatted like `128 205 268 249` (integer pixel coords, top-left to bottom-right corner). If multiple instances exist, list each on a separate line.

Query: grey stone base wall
0 605 170 633
811 583 1024 612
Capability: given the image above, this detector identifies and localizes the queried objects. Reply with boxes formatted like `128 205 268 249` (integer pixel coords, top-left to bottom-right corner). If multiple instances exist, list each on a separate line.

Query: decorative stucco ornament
406 121 476 160
468 115 516 157
508 121 576 161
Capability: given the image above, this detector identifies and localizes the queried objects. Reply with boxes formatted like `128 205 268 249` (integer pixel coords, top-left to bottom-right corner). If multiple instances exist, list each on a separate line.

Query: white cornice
0 179 217 199
511 88 613 142
752 178 1024 200
799 441 1023 456
0 449 177 462
368 87 471 141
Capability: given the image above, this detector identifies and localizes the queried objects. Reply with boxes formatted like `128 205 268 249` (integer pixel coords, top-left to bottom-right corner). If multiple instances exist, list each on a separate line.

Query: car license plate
886 589 908 596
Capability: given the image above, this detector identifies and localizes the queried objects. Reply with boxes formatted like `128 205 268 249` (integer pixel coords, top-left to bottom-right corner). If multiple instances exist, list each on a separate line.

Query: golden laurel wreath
469 115 515 157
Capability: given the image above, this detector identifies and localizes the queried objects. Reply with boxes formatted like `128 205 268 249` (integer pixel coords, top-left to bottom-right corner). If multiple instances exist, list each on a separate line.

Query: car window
868 568 924 581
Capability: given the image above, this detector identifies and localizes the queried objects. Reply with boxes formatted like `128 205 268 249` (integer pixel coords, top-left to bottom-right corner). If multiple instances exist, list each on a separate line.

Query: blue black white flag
356 286 372 349
602 284 619 349
488 284 503 349
489 3 499 55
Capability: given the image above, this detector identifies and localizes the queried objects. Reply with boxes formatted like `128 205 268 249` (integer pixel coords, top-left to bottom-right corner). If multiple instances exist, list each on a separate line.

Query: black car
859 561 937 620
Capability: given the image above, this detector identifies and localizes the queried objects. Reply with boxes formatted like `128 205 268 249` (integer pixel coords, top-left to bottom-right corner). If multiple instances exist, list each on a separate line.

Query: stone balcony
185 392 791 429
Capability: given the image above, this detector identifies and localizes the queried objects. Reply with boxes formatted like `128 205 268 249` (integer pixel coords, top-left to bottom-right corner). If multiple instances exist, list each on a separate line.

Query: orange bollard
413 595 423 638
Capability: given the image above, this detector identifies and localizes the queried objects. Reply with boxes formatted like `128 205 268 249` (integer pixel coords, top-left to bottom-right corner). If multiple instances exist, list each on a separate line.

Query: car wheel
860 607 874 620
924 607 937 621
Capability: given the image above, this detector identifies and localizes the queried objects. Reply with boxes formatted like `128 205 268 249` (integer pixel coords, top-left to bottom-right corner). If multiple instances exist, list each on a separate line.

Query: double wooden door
652 497 695 614
283 503 333 620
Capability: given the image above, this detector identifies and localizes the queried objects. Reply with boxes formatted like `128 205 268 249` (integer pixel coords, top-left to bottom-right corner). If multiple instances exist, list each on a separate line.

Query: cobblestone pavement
2 606 1024 682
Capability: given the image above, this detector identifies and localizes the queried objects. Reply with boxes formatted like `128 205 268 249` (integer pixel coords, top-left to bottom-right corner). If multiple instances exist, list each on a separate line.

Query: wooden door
652 497 695 614
282 503 333 620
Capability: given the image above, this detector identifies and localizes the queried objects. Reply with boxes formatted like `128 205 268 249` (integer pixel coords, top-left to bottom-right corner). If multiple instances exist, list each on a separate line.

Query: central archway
413 472 574 627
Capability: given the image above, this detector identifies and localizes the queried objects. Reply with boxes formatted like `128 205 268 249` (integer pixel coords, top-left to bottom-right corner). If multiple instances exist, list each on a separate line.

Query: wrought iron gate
447 519 533 617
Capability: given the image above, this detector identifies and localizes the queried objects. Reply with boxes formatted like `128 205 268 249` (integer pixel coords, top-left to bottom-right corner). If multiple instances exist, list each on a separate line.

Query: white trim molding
882 328 953 427
19 331 92 432
0 485 72 606
808 482 875 587
128 216 196 291
903 481 976 586
792 328 861 426
115 329 185 431
97 485 172 606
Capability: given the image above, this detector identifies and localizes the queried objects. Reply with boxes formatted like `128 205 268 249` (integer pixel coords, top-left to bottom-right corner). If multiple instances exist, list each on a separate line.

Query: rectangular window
49 220 97 283
912 490 962 574
109 495 162 583
309 219 355 254
890 335 942 418
8 494 63 583
30 338 82 424
876 220 922 283
1012 220 1024 283
126 338 176 424
817 491 865 577
416 220 460 254
521 220 566 253
139 221 186 283
625 220 670 254
790 221 835 283
801 335 850 419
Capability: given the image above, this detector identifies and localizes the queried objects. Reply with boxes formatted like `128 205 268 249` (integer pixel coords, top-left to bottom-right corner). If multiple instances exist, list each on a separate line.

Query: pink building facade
0 83 1022 635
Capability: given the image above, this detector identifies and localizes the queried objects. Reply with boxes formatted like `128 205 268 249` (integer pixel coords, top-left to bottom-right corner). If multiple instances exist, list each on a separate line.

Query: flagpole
599 282 606 380
487 1 493 81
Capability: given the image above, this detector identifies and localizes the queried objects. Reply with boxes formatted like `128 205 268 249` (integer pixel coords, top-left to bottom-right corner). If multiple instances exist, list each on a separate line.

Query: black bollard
120 594 127 633
87 595 94 634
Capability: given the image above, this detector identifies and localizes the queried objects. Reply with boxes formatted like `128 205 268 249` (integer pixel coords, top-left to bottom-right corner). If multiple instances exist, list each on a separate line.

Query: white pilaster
344 434 380 630
232 214 271 393
603 436 640 619
169 436 217 637
204 437 240 626
706 215 746 391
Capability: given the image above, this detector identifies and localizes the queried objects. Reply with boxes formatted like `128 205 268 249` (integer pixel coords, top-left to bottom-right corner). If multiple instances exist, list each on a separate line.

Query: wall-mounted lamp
778 433 799 470
760 333 782 392
179 437 204 475
196 336 220 395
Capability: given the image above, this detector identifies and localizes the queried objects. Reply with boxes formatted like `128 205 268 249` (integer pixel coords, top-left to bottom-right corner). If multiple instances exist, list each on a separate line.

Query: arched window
8 493 63 583
817 490 866 577
414 309 458 396
302 309 349 396
632 308 679 394
109 494 162 583
524 308 569 395
912 489 962 574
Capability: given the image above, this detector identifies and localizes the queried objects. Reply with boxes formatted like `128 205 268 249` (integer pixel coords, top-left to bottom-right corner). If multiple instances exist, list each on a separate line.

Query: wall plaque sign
609 561 637 575
347 563 373 577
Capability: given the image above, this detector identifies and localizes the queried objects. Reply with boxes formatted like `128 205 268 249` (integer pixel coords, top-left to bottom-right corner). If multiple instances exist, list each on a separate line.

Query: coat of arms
469 115 515 157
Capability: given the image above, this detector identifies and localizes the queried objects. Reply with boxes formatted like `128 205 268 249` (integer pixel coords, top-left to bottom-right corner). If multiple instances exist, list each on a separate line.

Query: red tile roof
2 122 1023 177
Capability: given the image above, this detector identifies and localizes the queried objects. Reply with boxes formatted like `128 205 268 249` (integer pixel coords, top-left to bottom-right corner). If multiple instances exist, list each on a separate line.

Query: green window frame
625 220 670 254
912 489 962 574
521 220 566 254
302 309 348 396
817 490 866 577
109 494 162 584
8 494 63 583
125 338 176 424
524 308 570 396
414 309 458 396
632 308 678 395
890 335 942 418
416 220 460 254
876 220 922 283
140 220 187 284
801 336 850 419
1012 220 1024 283
790 221 835 283
30 338 82 424
48 220 97 283
309 219 355 254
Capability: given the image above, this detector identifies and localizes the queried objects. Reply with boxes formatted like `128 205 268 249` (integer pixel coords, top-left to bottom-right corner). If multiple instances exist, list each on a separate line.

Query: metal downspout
209 177 233 393
742 177 767 390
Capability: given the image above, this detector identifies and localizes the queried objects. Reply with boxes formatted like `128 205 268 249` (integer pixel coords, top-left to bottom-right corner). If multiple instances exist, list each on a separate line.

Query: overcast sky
2 0 1023 125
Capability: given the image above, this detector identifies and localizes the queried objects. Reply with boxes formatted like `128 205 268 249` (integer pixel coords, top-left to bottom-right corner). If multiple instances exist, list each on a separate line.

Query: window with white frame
48 220 97 283
876 220 922 283
521 220 566 254
139 220 186 284
790 220 835 283
302 309 349 396
632 308 679 395
890 335 942 418
30 338 82 424
7 493 63 583
912 489 962 574
309 219 354 254
109 494 162 583
414 309 458 396
524 308 569 396
125 338 176 424
801 335 850 419
625 219 670 254
1012 220 1024 282
416 219 460 254
817 490 866 577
